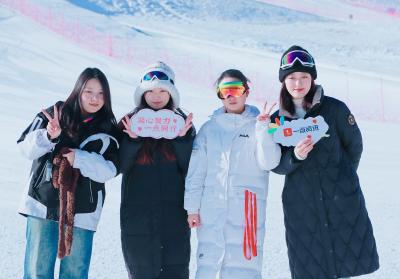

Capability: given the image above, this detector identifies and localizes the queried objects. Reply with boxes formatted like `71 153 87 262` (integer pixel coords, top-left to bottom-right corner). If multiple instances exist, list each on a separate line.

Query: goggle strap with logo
218 81 244 89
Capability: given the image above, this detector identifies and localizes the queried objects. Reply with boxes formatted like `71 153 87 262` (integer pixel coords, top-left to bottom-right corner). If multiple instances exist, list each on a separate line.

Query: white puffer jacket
184 105 281 279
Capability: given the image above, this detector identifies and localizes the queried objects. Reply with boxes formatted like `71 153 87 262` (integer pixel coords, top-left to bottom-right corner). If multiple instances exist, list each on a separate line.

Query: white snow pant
194 190 267 279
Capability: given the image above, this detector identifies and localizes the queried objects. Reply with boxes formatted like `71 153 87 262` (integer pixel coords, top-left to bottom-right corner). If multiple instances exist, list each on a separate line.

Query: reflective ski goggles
142 71 174 85
280 50 315 70
217 81 246 99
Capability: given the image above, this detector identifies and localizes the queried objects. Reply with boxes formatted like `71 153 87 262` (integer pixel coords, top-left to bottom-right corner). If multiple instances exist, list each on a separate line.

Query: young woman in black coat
119 62 195 279
271 46 379 279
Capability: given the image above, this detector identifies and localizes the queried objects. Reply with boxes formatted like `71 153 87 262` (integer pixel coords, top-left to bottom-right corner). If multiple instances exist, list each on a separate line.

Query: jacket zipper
89 180 94 203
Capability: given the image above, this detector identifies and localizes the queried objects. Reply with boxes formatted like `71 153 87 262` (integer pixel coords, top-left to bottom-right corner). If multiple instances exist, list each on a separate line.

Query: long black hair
280 80 316 116
60 68 117 138
215 69 250 98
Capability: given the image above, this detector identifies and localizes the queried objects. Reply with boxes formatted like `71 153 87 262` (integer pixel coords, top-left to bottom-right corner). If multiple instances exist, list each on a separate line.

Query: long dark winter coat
119 119 195 279
271 86 379 279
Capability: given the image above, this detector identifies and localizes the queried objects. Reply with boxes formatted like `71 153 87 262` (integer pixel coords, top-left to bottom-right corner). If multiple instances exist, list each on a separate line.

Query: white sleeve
184 126 208 215
18 129 56 160
255 120 281 170
294 148 307 160
73 149 117 183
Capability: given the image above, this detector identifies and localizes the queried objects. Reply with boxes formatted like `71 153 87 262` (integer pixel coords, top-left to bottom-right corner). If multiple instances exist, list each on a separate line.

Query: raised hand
42 105 61 140
121 115 138 139
187 213 201 228
178 113 193 137
257 101 277 122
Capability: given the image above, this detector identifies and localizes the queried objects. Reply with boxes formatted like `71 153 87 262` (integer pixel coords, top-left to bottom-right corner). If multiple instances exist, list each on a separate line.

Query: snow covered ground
0 0 399 278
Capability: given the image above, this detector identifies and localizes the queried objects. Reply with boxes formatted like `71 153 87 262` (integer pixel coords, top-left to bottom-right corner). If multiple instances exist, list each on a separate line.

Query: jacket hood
211 104 260 131
279 85 324 118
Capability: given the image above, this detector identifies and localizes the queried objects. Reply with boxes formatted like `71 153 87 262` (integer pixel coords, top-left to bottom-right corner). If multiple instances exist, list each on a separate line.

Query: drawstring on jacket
243 189 257 260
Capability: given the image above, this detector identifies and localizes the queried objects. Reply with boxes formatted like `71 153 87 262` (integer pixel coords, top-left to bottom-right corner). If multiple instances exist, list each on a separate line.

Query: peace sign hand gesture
42 105 61 140
257 101 277 122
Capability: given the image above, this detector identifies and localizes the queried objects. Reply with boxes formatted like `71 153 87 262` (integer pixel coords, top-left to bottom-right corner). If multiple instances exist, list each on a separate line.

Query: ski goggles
142 71 174 85
280 50 315 70
217 81 246 99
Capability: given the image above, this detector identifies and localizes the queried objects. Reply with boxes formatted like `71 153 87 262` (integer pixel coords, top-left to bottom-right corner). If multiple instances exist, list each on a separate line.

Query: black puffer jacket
119 114 195 279
271 86 379 279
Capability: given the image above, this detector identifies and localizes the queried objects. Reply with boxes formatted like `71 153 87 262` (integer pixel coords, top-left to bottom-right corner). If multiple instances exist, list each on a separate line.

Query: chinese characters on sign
131 109 185 139
270 116 329 146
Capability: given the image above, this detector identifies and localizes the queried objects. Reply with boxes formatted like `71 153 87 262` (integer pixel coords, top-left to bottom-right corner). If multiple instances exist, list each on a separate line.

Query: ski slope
0 1 399 278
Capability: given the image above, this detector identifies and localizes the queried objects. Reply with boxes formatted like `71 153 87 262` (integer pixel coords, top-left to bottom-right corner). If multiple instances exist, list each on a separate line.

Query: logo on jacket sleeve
348 114 356 125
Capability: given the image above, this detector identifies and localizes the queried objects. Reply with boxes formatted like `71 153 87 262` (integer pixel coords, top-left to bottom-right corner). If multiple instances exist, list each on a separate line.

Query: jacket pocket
74 177 99 213
328 189 362 230
30 159 59 207
283 202 319 234
32 159 50 189
32 181 59 208
228 186 267 228
120 204 153 235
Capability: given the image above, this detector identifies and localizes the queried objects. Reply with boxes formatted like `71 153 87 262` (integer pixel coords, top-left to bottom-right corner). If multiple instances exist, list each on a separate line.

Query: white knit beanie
134 61 180 108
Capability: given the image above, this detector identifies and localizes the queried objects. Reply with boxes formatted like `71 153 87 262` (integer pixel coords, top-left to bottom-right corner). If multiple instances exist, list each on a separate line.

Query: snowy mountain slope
67 0 327 22
258 0 400 21
64 0 400 79
4 0 398 123
0 1 399 278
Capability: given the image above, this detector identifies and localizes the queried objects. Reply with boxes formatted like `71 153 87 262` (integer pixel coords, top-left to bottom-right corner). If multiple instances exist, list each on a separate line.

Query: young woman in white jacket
184 69 281 279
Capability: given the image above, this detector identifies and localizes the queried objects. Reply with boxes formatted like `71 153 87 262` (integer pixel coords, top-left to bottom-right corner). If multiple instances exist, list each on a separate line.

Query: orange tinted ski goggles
217 81 246 99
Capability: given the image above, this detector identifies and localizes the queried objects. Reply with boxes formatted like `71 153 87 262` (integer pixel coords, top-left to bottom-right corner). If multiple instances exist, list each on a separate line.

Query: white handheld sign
269 116 329 146
131 109 185 139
